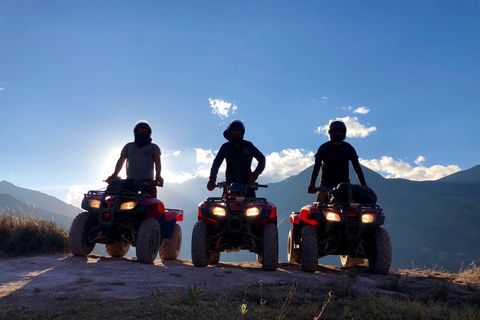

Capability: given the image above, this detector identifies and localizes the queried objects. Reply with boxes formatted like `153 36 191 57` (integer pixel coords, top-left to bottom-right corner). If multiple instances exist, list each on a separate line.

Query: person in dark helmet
308 119 366 194
107 120 163 198
207 119 266 197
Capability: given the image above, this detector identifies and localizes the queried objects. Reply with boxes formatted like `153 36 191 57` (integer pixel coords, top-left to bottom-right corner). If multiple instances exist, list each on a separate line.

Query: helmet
134 120 152 134
133 120 152 147
224 119 245 142
328 120 346 142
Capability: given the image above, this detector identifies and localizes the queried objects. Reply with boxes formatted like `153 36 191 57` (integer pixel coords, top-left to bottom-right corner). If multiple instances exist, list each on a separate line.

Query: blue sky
1 1 479 207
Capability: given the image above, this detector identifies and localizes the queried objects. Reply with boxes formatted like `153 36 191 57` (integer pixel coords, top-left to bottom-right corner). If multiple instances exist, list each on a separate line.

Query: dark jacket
310 141 366 187
209 140 265 184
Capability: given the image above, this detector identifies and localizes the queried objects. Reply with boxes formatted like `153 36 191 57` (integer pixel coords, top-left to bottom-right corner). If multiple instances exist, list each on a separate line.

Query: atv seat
106 179 140 194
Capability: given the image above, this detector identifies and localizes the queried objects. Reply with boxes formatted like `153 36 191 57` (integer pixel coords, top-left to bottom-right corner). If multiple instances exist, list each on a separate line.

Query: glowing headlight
362 214 375 223
88 199 101 209
212 207 226 216
326 212 341 222
246 207 260 216
120 201 138 210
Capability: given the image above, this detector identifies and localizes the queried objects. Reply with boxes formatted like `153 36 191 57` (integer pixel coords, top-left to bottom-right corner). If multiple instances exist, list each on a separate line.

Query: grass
0 211 69 256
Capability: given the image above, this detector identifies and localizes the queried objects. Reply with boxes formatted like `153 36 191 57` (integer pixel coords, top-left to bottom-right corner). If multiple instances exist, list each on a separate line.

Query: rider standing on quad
207 119 266 197
308 120 367 194
107 120 164 198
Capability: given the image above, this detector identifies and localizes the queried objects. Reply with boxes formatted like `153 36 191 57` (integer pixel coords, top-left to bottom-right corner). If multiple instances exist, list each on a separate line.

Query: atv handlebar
216 182 268 190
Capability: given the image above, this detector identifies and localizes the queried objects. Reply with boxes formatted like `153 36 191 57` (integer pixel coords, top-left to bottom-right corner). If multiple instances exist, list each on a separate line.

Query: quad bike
192 182 278 271
289 185 392 274
69 178 183 264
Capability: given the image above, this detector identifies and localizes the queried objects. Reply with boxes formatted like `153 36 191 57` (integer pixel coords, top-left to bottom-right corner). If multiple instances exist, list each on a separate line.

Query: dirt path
1 254 478 310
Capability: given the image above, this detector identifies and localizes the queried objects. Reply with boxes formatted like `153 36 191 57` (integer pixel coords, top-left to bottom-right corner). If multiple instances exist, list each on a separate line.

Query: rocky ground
1 254 479 311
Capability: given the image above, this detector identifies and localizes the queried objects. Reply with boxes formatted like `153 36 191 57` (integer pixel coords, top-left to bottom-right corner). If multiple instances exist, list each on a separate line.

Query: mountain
0 181 81 219
0 194 72 228
261 164 480 272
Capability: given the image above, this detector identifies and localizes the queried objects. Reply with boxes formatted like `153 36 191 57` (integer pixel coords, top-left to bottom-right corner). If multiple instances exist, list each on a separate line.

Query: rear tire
256 254 263 264
191 220 209 267
340 255 366 268
288 228 301 264
301 225 318 272
368 227 392 274
69 212 97 256
106 242 130 258
159 223 182 260
261 223 278 271
209 251 221 264
136 219 161 264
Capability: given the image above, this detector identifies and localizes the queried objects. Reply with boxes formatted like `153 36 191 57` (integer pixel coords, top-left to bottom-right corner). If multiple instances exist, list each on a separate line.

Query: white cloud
342 106 353 111
360 156 461 181
195 148 215 164
315 116 377 138
262 149 315 183
173 151 181 156
66 184 102 208
414 156 425 165
209 98 237 119
354 106 370 114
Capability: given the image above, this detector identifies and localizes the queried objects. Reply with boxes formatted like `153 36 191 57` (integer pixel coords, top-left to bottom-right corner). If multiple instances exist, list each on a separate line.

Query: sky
1 0 479 208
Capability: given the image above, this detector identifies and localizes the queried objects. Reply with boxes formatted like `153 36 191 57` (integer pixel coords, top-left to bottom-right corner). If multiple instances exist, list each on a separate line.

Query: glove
248 171 259 184
307 183 317 194
207 179 216 191
106 174 117 184
155 176 164 187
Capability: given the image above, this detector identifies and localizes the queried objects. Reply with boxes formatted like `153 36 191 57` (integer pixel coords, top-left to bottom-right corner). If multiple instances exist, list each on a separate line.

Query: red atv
69 178 183 264
192 182 278 270
288 185 391 274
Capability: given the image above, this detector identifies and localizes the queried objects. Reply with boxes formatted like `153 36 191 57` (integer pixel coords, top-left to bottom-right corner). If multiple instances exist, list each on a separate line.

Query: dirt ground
1 254 479 311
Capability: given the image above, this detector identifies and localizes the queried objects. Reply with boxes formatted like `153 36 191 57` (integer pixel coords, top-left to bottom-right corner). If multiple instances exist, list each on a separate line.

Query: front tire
69 212 97 256
301 225 318 272
106 242 130 258
288 228 301 264
159 223 182 260
136 219 161 264
261 223 278 271
191 220 209 267
368 227 392 274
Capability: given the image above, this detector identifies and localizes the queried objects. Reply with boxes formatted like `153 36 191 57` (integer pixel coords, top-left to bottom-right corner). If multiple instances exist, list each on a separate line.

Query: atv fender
299 205 320 229
146 202 166 220
165 209 184 222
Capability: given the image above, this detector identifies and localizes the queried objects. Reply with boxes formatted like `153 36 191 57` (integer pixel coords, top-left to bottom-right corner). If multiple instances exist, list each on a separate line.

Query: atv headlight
325 212 341 222
120 201 138 210
246 207 260 216
362 214 375 223
88 199 101 209
212 207 226 216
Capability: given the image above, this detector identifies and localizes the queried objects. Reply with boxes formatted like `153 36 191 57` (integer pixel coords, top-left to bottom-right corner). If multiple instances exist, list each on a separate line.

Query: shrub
0 211 69 256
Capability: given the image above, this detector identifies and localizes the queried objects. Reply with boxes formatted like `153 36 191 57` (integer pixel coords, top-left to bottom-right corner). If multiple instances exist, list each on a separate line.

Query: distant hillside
0 181 81 218
262 164 480 272
0 194 72 228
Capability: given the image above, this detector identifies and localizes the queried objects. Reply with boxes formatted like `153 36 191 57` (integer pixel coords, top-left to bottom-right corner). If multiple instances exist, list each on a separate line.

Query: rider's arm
209 145 226 180
113 155 127 176
154 154 161 178
309 148 322 185
252 144 266 174
351 156 367 186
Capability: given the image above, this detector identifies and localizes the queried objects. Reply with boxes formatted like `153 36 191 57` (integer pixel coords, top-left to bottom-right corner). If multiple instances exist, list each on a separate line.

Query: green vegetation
0 211 69 256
